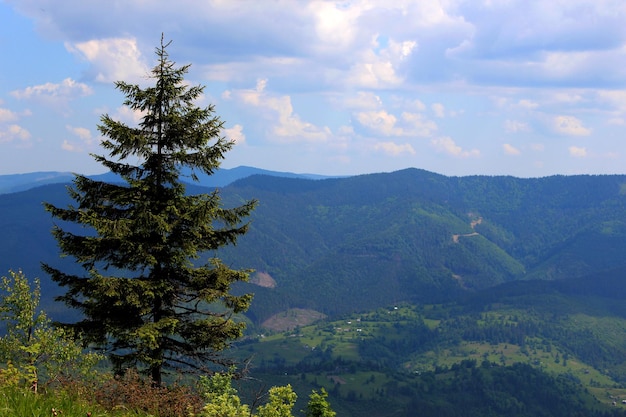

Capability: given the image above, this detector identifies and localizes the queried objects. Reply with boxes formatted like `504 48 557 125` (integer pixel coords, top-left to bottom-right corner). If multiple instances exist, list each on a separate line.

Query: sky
1 1 626 178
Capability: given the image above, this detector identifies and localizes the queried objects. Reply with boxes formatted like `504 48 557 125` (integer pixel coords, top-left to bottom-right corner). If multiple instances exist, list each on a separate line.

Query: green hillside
233 268 626 416
3 169 626 324
217 169 626 321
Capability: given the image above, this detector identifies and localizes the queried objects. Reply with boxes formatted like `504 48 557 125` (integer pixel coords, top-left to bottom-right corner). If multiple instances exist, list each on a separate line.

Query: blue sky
1 0 626 177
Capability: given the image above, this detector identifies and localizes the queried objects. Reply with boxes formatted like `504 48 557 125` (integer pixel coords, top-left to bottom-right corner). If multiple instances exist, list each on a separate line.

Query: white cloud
431 103 445 118
431 136 480 158
223 124 246 145
11 78 92 107
61 140 79 152
112 106 145 125
66 37 149 84
347 38 417 88
401 112 438 136
569 146 588 157
66 125 93 144
0 108 18 123
355 110 399 136
62 125 97 152
406 99 427 112
518 99 539 109
503 143 521 155
504 120 530 133
553 115 591 136
355 110 437 137
0 124 31 144
226 79 331 143
342 92 383 110
597 90 626 113
6 0 626 177
373 141 416 156
308 1 361 51
549 91 584 104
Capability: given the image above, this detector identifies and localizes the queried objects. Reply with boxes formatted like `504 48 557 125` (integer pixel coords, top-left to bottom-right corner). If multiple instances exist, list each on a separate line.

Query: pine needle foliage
43 37 256 386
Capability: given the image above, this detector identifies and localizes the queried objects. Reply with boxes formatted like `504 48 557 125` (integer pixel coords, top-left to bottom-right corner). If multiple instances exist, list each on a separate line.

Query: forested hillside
2 168 626 323
217 169 626 322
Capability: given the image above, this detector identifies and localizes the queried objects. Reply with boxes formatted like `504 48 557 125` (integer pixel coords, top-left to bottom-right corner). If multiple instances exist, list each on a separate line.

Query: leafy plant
0 270 101 391
198 371 335 417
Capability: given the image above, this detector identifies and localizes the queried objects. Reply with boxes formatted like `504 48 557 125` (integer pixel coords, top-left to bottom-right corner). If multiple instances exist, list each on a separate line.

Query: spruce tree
43 37 256 386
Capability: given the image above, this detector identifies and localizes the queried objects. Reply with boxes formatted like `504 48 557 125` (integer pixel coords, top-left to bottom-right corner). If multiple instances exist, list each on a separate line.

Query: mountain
0 171 75 194
2 168 626 324
0 165 333 195
215 169 626 321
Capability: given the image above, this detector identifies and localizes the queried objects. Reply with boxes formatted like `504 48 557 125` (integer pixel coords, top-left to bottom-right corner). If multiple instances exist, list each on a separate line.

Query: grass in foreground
0 386 112 417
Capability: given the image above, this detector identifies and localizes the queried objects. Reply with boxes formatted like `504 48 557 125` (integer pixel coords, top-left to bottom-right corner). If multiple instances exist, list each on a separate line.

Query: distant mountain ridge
0 166 335 194
0 171 75 194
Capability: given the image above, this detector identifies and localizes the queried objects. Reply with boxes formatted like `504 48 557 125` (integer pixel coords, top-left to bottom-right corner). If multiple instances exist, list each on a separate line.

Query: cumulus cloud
373 141 416 156
308 1 361 52
569 146 588 157
342 92 383 110
431 137 480 158
355 110 437 137
6 0 626 176
0 108 19 123
518 100 539 109
61 124 96 152
66 37 149 84
0 124 31 144
0 106 32 146
11 78 92 108
66 125 94 143
11 0 626 90
61 140 80 152
225 79 331 143
431 103 445 118
347 38 417 88
111 105 145 125
223 124 246 145
553 115 591 136
597 90 626 113
503 143 521 155
505 120 530 133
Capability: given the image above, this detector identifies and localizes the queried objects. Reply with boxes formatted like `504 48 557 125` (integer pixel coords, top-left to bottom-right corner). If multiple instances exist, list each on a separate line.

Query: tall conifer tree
43 38 256 385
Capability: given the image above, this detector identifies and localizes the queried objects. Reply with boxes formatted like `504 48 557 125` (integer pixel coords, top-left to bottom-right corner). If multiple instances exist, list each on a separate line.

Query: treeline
404 361 621 417
252 358 625 417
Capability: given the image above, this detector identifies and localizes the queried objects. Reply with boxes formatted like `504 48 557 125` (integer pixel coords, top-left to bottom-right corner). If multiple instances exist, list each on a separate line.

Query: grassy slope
236 279 626 415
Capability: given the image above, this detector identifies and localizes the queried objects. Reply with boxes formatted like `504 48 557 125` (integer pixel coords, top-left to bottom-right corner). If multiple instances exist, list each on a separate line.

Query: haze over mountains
2 166 626 324
0 166 332 195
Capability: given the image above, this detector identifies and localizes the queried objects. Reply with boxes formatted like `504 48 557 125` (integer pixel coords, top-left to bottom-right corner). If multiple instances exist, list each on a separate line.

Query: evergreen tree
42 37 256 386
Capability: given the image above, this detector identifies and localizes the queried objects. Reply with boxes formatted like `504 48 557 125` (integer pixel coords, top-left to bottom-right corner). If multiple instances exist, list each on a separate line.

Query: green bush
0 270 102 391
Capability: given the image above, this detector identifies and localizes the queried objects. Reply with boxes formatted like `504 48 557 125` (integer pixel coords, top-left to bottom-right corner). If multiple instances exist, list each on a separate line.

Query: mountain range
1 166 626 324
0 166 331 195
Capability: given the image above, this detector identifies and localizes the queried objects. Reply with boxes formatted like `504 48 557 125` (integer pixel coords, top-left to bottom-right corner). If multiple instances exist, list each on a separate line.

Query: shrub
0 270 102 391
